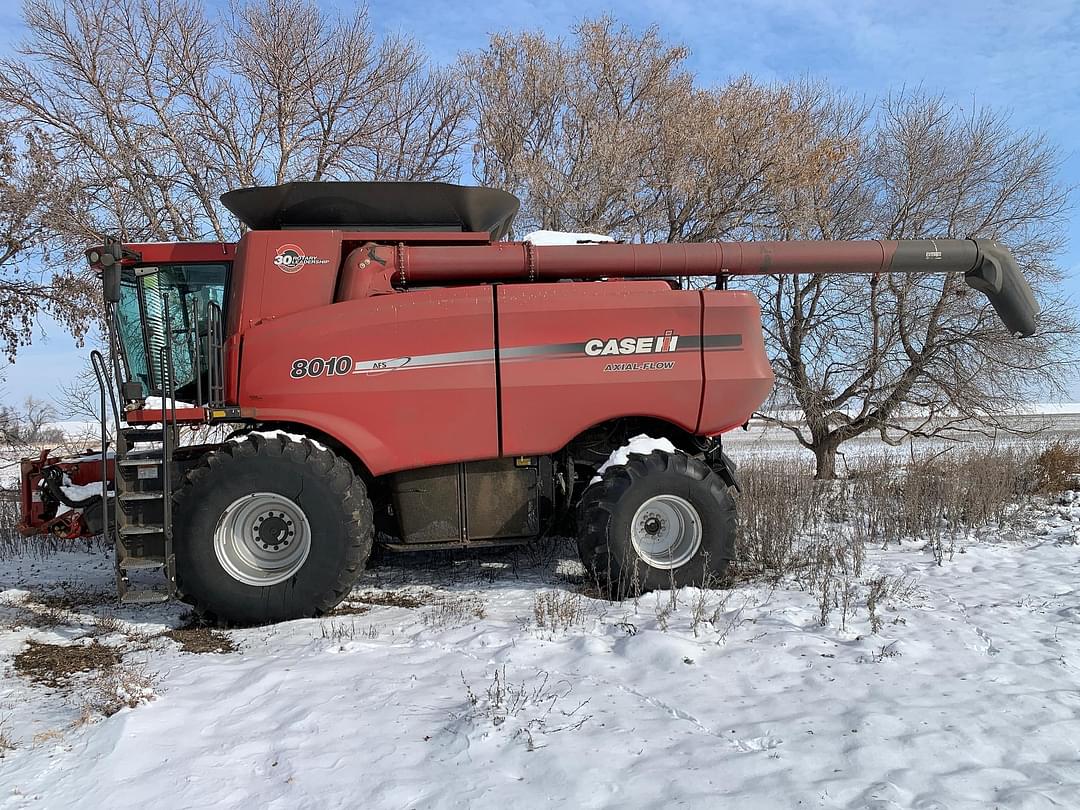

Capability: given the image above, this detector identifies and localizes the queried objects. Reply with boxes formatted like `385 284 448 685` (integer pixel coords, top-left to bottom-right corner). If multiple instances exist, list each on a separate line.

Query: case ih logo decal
273 244 330 273
584 331 679 357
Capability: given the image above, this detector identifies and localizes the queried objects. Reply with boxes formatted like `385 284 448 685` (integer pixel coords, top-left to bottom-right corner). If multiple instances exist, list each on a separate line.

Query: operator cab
114 262 229 403
88 239 237 410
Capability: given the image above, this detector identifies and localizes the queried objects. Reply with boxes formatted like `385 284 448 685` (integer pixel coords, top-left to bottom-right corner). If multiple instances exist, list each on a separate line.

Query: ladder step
119 556 167 571
121 589 171 605
118 491 164 502
122 426 165 439
118 458 163 467
119 524 164 536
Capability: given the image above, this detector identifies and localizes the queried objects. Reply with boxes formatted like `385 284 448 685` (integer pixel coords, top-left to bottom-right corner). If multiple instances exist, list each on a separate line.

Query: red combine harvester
17 182 1039 623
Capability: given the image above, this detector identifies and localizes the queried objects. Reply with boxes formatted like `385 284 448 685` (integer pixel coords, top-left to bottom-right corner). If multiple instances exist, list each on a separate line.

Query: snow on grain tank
16 182 1041 623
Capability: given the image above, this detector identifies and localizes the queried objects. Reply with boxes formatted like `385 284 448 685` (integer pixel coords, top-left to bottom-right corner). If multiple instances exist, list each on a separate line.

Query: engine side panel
389 457 551 546
497 282 703 456
237 286 499 475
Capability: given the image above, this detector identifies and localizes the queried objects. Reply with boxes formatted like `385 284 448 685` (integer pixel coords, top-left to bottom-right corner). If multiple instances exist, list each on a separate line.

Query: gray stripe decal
350 335 742 373
704 334 742 349
501 343 584 359
352 348 494 373
679 334 743 350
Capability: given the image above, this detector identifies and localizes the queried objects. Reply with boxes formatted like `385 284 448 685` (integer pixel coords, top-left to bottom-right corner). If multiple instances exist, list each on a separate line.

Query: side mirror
100 239 123 303
102 263 121 303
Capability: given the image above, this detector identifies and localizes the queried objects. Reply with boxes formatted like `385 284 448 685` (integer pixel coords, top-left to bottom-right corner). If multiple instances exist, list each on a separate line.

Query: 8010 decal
290 356 354 378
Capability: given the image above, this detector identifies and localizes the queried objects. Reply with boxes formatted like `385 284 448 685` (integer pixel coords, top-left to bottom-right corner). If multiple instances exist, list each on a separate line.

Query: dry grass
92 614 124 634
325 601 373 617
165 626 235 654
20 603 71 629
729 444 1061 626
423 593 487 629
319 619 379 642
353 590 431 609
31 728 65 746
36 585 114 612
459 666 590 749
532 590 588 633
735 443 1055 582
0 715 15 758
14 640 122 688
0 489 19 553
860 641 903 664
1033 440 1080 494
79 663 156 718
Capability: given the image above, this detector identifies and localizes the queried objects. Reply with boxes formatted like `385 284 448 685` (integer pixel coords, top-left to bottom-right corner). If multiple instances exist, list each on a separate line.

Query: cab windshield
115 263 229 400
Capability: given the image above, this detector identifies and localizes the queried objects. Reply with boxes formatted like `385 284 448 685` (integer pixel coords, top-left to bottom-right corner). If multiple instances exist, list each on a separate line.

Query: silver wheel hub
213 492 311 586
630 494 702 570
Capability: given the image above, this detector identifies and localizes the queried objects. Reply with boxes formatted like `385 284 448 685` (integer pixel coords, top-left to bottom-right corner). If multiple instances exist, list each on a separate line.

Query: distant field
724 404 1080 464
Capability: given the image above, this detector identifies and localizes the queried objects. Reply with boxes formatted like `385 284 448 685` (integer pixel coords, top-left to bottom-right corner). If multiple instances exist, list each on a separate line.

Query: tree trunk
812 439 840 480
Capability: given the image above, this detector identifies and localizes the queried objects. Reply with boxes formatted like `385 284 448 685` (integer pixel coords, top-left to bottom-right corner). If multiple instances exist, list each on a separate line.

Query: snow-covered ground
1 499 1078 808
1 409 1078 808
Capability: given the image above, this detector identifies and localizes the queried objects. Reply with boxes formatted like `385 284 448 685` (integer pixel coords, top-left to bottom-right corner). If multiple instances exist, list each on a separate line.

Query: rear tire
577 450 735 598
173 434 373 624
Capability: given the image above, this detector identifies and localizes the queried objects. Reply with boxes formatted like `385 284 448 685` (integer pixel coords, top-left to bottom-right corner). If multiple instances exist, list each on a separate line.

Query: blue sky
2 0 1078 404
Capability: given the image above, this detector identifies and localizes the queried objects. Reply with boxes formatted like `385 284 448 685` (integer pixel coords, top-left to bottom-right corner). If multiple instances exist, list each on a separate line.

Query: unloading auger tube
384 238 1039 338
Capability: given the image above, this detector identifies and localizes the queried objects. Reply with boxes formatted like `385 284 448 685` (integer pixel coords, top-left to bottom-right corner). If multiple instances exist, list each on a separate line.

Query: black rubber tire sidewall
578 450 735 596
174 434 373 624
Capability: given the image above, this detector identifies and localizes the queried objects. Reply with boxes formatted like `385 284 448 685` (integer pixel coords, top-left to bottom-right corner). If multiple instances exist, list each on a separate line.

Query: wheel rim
630 494 703 570
213 492 311 586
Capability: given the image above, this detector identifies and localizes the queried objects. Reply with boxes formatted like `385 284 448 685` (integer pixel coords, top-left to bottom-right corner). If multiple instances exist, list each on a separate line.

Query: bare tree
462 28 850 246
0 0 468 249
465 25 1076 476
0 0 471 432
750 90 1077 477
0 123 98 360
462 18 699 238
0 396 66 445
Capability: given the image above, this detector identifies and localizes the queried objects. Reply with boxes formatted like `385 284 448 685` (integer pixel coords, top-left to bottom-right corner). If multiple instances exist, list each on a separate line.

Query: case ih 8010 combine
16 183 1039 624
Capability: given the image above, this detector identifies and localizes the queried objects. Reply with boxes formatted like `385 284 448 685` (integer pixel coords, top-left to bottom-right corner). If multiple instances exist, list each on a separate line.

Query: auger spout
385 238 1039 337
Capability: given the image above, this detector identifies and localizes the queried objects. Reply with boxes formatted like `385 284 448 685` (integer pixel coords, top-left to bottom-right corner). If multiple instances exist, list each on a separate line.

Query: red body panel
98 242 236 265
700 291 775 434
126 407 207 424
230 230 343 326
497 282 703 455
238 286 499 475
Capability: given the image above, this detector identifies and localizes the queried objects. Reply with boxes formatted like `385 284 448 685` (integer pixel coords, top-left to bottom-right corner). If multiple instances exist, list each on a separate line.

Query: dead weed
14 640 121 688
164 626 235 654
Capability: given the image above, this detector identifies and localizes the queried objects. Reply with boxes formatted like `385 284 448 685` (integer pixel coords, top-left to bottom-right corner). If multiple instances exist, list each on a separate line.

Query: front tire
173 434 374 624
577 450 735 598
